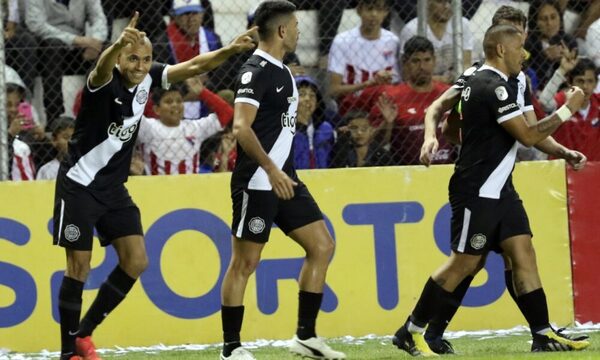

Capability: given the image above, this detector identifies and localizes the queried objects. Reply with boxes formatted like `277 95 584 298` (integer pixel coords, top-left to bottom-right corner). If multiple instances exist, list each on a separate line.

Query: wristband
556 105 572 122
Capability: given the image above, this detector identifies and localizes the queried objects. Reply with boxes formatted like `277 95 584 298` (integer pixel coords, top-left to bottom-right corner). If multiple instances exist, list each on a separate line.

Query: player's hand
267 168 298 200
115 12 146 48
230 26 258 53
563 149 587 171
420 137 439 166
565 86 585 113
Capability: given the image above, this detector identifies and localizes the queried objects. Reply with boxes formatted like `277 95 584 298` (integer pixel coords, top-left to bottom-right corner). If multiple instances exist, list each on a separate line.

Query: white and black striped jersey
449 65 523 199
60 64 169 190
453 62 534 112
231 49 299 190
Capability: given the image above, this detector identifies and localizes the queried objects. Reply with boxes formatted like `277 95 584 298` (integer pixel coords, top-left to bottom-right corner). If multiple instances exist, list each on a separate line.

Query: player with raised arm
52 12 256 360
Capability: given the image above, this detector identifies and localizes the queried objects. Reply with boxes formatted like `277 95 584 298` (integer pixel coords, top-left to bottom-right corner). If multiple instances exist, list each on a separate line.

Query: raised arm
501 87 585 147
167 27 258 84
88 12 144 88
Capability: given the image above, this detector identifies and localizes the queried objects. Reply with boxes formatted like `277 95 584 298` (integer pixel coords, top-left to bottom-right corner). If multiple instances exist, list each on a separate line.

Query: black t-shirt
61 63 169 191
231 49 299 190
449 65 523 199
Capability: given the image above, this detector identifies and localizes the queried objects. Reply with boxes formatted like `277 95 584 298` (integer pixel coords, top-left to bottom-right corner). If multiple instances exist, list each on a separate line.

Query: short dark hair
151 83 186 105
492 5 527 28
341 111 370 126
357 0 390 9
567 58 598 82
483 24 522 59
254 0 296 40
50 116 75 137
402 36 434 62
6 83 24 97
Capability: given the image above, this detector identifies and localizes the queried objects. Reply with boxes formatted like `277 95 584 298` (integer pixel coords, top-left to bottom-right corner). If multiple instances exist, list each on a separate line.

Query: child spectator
137 83 233 175
539 57 600 160
328 0 400 115
293 75 335 169
36 116 75 180
330 111 393 167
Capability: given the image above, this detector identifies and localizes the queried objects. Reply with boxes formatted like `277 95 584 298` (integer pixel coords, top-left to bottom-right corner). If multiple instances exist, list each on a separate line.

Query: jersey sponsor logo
470 233 487 250
281 112 297 134
64 224 81 242
136 89 148 104
237 88 254 95
276 86 284 93
241 71 252 84
498 102 518 114
248 217 266 234
461 87 471 101
114 97 123 105
108 122 138 142
495 86 508 101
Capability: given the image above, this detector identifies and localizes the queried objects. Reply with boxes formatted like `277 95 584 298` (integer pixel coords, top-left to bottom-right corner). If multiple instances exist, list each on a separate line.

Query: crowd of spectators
4 0 600 181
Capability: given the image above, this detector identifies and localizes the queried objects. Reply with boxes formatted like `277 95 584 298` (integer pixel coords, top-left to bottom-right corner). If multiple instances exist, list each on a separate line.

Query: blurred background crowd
3 0 600 181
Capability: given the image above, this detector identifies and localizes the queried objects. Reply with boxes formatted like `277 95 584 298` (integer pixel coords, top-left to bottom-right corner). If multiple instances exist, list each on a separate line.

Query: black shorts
231 183 324 243
52 175 144 251
450 193 532 255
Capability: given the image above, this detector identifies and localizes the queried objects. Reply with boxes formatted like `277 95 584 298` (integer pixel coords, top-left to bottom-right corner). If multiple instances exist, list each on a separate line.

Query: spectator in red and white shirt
539 57 600 160
328 0 400 115
137 80 233 175
352 36 456 165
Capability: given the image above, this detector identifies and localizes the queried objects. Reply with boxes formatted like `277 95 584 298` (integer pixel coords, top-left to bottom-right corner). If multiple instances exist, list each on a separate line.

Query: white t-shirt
137 115 222 175
586 18 600 68
398 17 473 76
36 158 60 180
328 27 400 86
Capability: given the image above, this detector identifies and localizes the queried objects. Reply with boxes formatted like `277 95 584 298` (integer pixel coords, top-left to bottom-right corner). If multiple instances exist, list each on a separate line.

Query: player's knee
230 256 260 277
309 238 335 261
120 253 148 278
66 259 91 281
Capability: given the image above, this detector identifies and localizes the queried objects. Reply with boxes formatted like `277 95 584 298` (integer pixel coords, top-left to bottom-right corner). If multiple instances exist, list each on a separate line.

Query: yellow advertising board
0 161 572 351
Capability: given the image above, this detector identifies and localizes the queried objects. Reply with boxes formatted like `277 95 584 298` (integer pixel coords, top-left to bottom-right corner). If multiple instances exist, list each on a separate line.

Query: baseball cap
172 0 204 16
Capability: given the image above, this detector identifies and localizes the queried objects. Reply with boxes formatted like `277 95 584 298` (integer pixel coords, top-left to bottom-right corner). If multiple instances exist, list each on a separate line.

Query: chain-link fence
2 0 600 180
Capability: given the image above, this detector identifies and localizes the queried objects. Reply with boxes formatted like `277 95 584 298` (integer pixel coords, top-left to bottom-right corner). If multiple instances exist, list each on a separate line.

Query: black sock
517 288 550 335
410 277 453 329
425 275 473 340
78 266 136 338
222 305 244 357
296 290 323 340
59 276 84 357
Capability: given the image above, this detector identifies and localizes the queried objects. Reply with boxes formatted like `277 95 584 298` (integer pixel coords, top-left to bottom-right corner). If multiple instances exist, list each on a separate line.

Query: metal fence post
0 5 8 181
452 0 464 80
417 0 428 37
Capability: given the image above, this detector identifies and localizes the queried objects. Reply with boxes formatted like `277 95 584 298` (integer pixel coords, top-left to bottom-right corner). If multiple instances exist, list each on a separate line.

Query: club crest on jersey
241 71 252 84
64 224 80 242
248 217 265 234
108 122 138 142
495 86 508 101
470 233 487 250
136 89 148 104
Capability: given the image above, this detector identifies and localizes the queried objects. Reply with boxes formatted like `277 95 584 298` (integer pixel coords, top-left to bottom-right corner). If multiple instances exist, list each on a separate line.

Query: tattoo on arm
536 114 562 133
